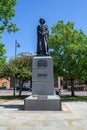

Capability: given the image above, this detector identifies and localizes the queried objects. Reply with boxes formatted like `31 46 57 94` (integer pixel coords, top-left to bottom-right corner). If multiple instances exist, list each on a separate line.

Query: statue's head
39 18 45 25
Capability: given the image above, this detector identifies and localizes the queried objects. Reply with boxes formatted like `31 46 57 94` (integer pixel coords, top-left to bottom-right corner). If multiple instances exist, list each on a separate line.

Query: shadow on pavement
0 104 24 110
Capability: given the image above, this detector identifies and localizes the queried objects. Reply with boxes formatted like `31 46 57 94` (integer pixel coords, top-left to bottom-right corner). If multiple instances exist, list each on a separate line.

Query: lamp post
13 40 21 96
15 40 21 58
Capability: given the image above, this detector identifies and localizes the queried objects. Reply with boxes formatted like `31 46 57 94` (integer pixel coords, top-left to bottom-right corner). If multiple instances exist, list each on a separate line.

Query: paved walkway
0 99 87 130
0 90 87 130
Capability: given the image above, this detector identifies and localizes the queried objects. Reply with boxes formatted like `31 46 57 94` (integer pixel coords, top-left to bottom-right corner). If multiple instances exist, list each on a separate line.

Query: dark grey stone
32 56 54 95
24 95 61 111
32 82 54 95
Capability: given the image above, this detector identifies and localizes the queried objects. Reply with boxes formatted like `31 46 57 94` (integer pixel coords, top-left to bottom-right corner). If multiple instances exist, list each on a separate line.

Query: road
0 89 31 96
0 89 87 96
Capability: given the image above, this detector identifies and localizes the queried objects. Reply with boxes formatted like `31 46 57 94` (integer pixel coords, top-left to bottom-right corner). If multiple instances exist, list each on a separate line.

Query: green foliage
0 42 6 69
1 54 32 83
0 0 19 33
0 0 19 76
49 20 87 96
49 20 87 80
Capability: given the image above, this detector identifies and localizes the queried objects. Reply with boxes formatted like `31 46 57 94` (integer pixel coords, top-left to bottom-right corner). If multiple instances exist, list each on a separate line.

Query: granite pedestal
24 95 61 111
32 56 54 95
24 56 61 111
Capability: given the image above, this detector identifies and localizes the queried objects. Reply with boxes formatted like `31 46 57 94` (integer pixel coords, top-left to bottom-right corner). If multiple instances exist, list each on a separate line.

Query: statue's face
39 18 45 25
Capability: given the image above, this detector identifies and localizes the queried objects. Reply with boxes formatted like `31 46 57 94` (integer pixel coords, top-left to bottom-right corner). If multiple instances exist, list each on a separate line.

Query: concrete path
0 99 87 130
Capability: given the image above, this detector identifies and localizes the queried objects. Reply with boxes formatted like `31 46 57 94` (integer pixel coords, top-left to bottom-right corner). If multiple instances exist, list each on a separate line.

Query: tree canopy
0 0 19 68
49 20 87 96
0 42 6 73
0 0 19 33
1 54 32 84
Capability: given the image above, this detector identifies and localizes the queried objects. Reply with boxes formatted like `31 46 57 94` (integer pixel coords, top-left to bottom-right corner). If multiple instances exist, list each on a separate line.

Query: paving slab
0 99 87 130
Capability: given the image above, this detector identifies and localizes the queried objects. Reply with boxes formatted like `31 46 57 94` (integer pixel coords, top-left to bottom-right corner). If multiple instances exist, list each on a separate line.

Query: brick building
0 78 10 89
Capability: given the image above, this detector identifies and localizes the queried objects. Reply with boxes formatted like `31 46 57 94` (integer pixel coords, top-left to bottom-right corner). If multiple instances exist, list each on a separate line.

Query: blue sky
2 0 87 59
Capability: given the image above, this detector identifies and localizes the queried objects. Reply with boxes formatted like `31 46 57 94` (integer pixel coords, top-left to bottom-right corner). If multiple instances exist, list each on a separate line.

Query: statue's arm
37 25 49 35
37 25 42 35
42 26 49 36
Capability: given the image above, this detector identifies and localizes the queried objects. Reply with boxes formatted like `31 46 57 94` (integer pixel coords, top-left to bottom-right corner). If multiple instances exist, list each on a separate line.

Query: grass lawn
0 95 28 100
0 95 87 101
61 95 87 101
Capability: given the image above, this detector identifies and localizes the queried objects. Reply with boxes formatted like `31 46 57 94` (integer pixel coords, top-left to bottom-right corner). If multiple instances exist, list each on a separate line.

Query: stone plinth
24 56 62 111
24 95 61 111
32 56 54 95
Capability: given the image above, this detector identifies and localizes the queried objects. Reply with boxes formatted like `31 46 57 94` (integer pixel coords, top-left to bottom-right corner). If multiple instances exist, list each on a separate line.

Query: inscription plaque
37 73 47 77
37 59 47 67
38 95 47 100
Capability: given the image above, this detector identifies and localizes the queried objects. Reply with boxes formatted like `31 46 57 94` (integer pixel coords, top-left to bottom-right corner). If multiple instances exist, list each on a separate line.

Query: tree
0 0 19 33
1 54 32 83
0 53 32 95
49 20 87 96
0 0 19 72
0 42 6 66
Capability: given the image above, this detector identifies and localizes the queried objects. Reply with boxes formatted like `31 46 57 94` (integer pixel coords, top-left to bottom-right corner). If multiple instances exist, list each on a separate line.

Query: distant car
22 82 31 91
16 85 21 90
16 82 32 91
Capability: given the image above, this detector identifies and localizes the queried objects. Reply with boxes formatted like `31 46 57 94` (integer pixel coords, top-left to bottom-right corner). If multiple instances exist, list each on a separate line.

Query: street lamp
15 40 21 58
13 40 21 96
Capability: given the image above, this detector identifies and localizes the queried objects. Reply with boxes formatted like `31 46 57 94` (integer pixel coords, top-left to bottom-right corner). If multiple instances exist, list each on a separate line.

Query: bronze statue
37 18 49 55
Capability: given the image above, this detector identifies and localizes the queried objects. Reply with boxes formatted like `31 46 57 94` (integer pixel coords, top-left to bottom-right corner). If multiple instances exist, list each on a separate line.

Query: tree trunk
19 89 22 96
19 80 23 96
70 78 75 96
30 76 32 88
